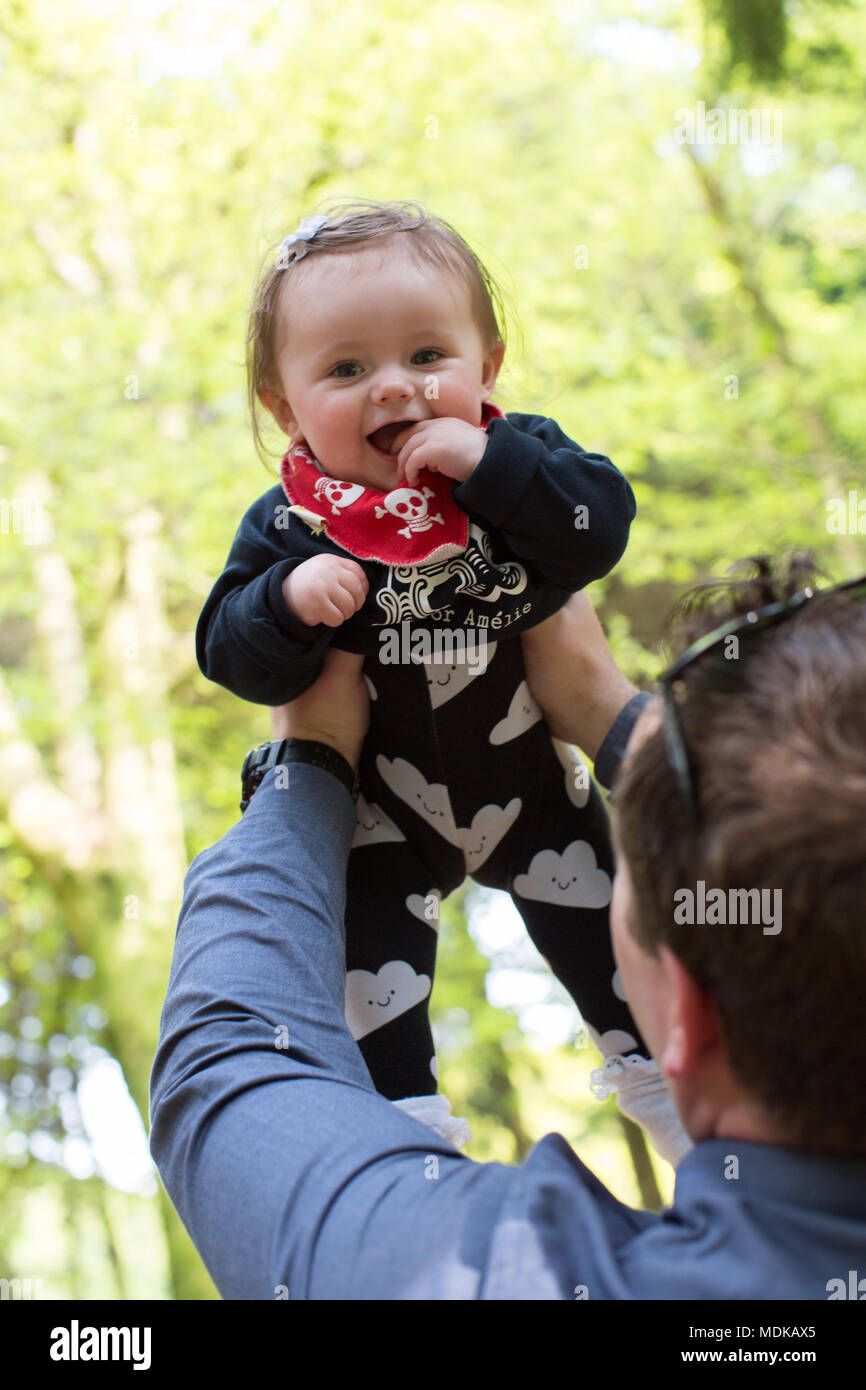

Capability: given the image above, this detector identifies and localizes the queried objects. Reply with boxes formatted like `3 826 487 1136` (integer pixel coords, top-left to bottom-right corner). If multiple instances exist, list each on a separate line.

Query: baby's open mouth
367 420 417 454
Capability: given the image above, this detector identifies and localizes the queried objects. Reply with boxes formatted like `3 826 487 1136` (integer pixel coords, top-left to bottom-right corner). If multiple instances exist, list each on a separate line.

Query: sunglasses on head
657 573 866 828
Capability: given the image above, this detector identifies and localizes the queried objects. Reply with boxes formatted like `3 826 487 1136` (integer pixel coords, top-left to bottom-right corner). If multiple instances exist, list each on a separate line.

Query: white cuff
590 1053 694 1168
392 1094 472 1150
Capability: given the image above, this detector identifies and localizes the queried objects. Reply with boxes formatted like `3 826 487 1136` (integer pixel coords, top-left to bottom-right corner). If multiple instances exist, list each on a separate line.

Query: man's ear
657 944 721 1080
259 387 298 441
480 341 506 399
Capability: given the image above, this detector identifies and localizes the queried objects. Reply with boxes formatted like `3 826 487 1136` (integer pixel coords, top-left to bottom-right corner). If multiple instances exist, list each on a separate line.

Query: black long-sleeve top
196 412 636 705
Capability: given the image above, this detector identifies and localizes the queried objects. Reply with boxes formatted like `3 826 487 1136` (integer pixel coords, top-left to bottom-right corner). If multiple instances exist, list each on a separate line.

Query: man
149 555 866 1299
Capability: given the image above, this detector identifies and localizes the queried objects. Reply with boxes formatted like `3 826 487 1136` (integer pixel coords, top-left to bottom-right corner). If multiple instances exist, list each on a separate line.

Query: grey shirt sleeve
147 764 511 1298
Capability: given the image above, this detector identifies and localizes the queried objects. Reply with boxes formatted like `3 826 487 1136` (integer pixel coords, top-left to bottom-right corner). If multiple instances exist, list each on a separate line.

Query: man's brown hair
614 553 866 1156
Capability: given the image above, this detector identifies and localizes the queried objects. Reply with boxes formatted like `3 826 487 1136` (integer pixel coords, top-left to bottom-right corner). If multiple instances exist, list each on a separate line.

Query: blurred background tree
0 0 863 1297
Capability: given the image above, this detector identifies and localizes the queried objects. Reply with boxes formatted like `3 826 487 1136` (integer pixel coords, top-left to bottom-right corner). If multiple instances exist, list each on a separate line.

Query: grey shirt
149 698 866 1299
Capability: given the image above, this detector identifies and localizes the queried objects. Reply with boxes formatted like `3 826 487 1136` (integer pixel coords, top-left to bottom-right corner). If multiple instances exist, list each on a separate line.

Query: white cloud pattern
422 641 497 709
586 1023 639 1057
352 793 406 849
375 756 461 846
406 890 441 931
552 738 591 808
489 680 543 745
345 961 431 1041
459 798 521 871
376 757 522 870
514 840 612 909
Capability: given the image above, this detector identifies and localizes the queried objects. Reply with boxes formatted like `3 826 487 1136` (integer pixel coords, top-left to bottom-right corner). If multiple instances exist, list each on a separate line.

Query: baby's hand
393 417 488 489
281 555 369 628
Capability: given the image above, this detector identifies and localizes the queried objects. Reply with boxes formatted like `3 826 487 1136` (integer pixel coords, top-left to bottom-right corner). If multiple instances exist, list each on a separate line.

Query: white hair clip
276 214 330 266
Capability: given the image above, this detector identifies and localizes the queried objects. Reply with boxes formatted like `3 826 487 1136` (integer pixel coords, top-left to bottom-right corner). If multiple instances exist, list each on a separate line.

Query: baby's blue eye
329 351 440 376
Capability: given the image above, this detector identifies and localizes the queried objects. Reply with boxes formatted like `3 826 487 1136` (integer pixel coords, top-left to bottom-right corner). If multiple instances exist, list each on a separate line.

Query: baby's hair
246 197 512 468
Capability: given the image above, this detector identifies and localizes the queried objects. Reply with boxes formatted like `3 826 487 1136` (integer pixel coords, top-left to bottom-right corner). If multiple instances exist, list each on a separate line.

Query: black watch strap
241 738 359 813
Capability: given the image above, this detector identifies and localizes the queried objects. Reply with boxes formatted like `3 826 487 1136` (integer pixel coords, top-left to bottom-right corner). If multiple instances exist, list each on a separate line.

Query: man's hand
282 555 369 628
270 649 369 773
521 592 638 759
393 417 488 488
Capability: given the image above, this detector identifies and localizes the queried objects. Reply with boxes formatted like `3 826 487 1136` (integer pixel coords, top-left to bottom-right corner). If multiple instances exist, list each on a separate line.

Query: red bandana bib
279 402 505 565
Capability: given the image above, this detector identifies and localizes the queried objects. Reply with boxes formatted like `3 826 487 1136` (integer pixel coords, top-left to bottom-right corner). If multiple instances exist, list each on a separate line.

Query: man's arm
150 653 516 1298
521 591 650 779
149 758 528 1298
452 413 635 590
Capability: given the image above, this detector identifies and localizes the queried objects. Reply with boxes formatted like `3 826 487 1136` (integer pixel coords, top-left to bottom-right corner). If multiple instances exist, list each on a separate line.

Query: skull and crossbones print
313 477 366 516
374 486 445 539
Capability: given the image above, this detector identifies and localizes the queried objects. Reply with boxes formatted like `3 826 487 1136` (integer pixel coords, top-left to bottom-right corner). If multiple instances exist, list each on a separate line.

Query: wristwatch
240 738 359 813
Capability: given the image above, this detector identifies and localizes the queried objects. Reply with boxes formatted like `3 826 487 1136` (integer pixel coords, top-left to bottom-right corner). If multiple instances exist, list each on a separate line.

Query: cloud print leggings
342 633 647 1099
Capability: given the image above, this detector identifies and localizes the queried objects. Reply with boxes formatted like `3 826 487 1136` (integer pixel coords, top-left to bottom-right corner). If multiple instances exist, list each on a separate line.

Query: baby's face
263 241 503 491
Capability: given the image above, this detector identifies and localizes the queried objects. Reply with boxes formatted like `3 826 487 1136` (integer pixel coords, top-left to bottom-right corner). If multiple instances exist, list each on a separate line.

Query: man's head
612 554 866 1157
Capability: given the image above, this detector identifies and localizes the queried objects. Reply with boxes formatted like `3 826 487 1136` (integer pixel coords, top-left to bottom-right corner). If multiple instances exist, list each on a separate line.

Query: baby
198 199 678 1155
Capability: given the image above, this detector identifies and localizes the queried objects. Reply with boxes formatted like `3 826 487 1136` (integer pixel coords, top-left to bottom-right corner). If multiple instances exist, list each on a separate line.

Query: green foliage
0 0 862 1296
703 0 789 82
